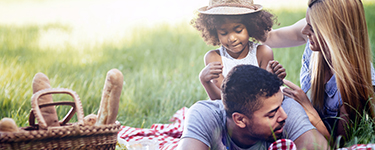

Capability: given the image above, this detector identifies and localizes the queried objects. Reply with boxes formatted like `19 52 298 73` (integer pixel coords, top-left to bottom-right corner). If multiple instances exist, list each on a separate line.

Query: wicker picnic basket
0 88 121 150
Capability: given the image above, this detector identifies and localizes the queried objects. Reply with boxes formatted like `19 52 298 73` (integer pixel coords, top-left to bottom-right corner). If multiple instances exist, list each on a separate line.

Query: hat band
207 3 260 11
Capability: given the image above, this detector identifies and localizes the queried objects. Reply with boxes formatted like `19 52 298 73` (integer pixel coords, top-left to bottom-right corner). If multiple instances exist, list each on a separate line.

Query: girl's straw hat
198 0 262 15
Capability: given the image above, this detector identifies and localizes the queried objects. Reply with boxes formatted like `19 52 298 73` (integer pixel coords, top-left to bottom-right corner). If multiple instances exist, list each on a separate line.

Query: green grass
0 2 375 149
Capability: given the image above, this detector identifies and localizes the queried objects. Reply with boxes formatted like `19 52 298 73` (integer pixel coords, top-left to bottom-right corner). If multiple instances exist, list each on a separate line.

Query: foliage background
0 0 374 147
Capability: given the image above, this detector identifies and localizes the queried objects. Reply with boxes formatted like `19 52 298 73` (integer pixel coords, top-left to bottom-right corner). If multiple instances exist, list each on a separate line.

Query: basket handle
31 88 84 130
29 101 77 127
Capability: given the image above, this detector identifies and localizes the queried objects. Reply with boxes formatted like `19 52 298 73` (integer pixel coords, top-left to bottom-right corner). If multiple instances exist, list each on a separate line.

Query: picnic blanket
337 144 375 150
118 107 375 150
118 107 188 150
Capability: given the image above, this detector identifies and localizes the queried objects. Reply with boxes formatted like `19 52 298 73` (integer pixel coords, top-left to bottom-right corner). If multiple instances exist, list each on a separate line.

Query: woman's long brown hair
309 0 375 122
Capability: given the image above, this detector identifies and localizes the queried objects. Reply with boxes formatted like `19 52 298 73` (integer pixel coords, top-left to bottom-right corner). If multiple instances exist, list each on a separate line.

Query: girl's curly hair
191 10 276 46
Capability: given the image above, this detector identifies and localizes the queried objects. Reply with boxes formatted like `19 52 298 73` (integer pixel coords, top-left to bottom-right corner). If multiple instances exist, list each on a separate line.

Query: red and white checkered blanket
118 107 188 150
268 139 296 150
337 144 375 150
118 107 375 150
267 139 375 150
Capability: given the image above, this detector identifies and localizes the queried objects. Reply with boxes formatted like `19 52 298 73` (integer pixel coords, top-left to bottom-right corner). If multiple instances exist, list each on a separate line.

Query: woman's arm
336 105 349 141
262 18 308 48
199 50 224 100
282 79 331 139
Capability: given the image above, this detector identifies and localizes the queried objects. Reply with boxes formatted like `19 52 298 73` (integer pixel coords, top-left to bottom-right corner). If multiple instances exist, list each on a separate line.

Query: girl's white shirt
220 42 259 77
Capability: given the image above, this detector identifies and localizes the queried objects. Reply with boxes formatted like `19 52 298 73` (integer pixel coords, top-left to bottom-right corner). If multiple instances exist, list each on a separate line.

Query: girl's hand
199 62 223 83
266 60 287 79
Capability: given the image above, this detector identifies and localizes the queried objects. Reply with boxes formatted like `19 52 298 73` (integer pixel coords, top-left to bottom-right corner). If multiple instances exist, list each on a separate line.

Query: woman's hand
199 62 223 84
282 79 331 139
266 60 287 79
282 79 311 107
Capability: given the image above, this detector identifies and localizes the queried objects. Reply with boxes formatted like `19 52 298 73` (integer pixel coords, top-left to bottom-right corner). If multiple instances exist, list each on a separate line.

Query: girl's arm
256 44 274 70
199 50 224 100
257 45 287 79
262 18 308 48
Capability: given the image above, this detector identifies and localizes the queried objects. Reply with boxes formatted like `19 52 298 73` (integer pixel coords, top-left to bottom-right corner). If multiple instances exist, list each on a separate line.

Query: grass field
0 0 375 148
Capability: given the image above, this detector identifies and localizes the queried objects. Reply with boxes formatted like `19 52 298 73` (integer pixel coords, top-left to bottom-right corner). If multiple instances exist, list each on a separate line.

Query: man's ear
232 112 249 128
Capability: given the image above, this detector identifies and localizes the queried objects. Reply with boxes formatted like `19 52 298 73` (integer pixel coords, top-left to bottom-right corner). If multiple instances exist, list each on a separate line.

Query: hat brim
198 4 262 15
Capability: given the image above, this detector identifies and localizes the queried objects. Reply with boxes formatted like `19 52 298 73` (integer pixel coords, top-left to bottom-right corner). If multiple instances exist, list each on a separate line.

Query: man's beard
247 121 285 143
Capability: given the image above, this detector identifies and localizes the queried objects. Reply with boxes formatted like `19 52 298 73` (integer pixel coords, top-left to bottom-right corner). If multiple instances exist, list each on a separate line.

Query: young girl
192 0 286 100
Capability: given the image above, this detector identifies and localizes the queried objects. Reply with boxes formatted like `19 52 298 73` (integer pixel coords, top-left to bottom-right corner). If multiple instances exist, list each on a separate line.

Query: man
177 65 328 150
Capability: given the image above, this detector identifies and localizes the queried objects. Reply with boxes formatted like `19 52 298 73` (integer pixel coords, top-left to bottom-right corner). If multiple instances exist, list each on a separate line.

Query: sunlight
0 0 308 50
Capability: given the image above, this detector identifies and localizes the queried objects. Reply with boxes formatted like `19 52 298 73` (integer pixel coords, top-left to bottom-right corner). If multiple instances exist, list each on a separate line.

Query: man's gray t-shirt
180 96 315 150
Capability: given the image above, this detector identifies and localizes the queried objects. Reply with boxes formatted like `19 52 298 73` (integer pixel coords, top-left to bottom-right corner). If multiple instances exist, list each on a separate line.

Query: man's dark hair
221 65 283 118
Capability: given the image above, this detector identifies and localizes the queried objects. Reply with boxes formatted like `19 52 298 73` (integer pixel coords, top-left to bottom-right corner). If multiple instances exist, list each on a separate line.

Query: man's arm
177 101 222 150
262 18 308 48
294 129 330 150
177 138 209 150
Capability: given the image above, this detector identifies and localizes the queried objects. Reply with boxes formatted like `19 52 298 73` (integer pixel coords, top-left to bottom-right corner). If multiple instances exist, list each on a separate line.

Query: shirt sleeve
282 96 316 141
180 100 224 148
300 41 312 93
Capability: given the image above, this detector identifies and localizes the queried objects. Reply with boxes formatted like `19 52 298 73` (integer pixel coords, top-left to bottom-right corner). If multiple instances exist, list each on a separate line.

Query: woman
282 0 375 143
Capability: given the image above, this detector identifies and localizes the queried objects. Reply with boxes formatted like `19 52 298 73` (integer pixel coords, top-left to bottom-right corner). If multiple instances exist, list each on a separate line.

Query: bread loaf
96 69 123 125
83 114 97 126
32 73 60 127
0 118 19 132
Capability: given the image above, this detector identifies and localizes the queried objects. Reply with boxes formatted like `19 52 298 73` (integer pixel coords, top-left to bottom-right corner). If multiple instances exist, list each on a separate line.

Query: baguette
32 73 60 127
96 69 123 125
0 118 19 132
83 114 97 126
